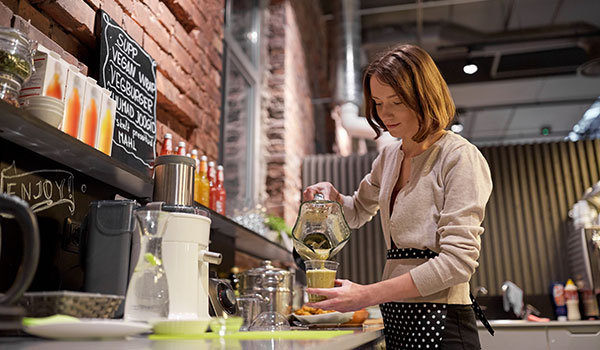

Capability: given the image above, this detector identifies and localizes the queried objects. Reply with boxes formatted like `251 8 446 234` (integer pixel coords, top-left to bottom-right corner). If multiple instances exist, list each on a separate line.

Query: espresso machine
148 155 222 320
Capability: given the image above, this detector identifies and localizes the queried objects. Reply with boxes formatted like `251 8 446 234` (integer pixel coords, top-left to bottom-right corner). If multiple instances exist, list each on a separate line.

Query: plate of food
292 305 354 324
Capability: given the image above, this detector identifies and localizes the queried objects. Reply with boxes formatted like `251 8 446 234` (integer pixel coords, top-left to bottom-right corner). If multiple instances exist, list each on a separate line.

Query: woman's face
370 76 419 140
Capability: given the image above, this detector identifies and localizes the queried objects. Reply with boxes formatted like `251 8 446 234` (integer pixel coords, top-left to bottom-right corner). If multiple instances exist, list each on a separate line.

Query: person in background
303 44 493 350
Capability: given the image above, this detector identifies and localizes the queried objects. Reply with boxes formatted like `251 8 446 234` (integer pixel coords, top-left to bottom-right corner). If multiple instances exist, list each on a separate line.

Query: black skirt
380 302 481 350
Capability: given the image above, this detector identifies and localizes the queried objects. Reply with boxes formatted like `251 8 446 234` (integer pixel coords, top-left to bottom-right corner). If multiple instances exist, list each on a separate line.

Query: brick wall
263 0 329 225
0 0 223 161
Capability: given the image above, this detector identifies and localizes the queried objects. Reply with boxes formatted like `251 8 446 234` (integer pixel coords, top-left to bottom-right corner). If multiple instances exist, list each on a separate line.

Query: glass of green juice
305 260 339 302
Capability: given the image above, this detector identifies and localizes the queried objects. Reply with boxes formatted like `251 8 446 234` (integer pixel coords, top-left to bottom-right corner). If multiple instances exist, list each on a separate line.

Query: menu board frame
96 10 157 173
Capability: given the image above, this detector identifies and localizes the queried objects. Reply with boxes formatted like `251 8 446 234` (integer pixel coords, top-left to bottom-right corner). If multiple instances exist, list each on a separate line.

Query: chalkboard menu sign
97 10 156 173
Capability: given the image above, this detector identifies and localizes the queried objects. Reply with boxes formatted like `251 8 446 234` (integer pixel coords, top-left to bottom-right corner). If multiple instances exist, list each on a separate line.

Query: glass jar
0 27 35 106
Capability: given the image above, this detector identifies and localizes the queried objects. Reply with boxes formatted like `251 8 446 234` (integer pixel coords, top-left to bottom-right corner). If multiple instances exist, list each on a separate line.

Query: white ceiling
450 75 600 145
329 0 600 145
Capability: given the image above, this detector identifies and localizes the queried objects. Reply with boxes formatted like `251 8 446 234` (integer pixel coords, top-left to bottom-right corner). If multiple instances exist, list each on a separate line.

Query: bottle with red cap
176 141 186 156
210 165 226 215
207 161 216 206
159 133 173 156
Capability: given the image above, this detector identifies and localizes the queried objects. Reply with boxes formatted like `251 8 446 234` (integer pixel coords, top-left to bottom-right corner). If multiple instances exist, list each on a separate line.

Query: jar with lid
0 28 35 106
238 260 295 317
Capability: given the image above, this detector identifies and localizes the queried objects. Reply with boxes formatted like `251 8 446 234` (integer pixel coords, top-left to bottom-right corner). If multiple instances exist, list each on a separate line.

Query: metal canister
238 260 295 317
152 155 195 206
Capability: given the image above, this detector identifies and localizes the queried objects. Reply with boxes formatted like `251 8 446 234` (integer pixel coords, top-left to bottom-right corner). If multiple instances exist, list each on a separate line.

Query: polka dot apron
380 248 494 349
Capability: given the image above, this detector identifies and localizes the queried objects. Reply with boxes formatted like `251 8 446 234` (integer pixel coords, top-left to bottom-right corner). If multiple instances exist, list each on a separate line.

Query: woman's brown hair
363 44 455 142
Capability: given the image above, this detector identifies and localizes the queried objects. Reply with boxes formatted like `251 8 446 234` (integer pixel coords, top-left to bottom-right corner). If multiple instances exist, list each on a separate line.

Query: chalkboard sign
97 10 156 173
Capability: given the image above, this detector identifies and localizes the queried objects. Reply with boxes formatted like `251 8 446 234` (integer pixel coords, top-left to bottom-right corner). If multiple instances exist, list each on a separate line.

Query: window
221 0 261 215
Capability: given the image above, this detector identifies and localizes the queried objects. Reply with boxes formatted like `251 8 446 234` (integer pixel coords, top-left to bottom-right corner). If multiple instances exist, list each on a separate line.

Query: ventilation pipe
333 0 395 153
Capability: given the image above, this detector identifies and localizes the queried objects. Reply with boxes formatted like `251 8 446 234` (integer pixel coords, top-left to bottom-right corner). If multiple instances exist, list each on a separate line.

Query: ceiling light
463 61 478 75
451 121 464 133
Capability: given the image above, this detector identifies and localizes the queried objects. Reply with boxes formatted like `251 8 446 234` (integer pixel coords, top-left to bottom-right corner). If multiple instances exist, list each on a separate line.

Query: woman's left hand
305 279 373 312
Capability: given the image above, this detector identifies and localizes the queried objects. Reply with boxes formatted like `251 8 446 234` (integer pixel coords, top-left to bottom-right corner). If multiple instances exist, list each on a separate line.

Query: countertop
0 328 384 350
477 319 600 328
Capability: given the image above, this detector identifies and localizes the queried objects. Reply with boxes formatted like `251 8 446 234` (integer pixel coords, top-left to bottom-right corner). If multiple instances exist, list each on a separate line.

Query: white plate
24 319 152 339
293 311 354 324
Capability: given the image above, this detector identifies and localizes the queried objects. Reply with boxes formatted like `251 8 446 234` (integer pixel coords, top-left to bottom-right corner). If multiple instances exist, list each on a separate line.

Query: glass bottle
191 149 200 202
159 133 173 156
196 155 210 207
210 165 226 215
124 210 170 322
176 141 186 156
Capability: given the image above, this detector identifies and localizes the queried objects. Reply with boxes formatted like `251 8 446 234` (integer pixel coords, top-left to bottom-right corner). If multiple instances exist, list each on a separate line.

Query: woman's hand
303 182 342 205
305 279 373 312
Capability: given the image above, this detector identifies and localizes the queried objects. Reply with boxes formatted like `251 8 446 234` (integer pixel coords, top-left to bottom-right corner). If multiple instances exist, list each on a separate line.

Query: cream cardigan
340 131 493 304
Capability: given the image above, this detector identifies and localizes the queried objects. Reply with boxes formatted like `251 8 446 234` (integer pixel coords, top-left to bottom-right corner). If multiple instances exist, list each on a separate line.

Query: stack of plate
22 96 65 129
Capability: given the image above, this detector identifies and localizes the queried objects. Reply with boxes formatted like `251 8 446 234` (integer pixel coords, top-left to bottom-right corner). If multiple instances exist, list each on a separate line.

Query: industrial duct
333 0 395 151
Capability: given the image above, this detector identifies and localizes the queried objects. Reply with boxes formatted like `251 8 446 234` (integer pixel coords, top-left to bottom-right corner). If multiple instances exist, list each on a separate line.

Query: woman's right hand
303 182 342 205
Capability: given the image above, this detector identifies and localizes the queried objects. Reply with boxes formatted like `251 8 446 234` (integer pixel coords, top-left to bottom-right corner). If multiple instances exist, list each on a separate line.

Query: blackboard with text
97 10 156 174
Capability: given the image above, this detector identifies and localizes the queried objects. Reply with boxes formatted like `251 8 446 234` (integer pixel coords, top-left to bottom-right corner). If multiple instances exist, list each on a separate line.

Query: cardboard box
96 88 117 156
19 44 69 104
79 77 102 147
61 64 86 138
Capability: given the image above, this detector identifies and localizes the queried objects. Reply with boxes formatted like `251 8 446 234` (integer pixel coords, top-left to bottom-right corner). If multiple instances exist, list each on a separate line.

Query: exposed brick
38 0 95 48
173 21 194 54
156 2 176 34
212 35 223 55
208 47 222 71
49 24 90 62
17 0 51 35
101 0 124 25
170 38 194 74
186 80 202 105
84 0 102 11
176 93 201 126
191 27 209 49
122 14 143 45
114 0 134 15
0 1 13 27
142 32 164 66
1 0 18 13
162 0 196 31
132 2 170 51
156 70 179 106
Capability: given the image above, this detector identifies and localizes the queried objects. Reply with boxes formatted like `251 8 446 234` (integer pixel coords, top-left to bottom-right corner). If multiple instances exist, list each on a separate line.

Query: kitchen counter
477 320 600 350
0 328 385 350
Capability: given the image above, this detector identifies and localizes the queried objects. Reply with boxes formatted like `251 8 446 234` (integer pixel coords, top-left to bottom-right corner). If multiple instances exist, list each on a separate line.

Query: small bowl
23 106 63 128
152 319 210 335
209 316 244 334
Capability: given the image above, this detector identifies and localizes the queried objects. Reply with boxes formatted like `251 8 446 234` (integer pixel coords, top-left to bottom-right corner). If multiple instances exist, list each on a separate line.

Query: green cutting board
150 330 353 341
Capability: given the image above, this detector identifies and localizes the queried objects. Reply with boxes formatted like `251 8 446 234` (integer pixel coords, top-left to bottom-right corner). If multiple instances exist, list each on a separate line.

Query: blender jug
291 194 351 261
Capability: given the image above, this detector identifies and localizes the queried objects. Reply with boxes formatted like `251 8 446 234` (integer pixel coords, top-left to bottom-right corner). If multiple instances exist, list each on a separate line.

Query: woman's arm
410 144 493 297
306 272 421 312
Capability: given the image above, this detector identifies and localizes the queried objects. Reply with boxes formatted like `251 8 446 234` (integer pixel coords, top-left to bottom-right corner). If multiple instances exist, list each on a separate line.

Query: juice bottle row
160 133 227 215
18 44 117 156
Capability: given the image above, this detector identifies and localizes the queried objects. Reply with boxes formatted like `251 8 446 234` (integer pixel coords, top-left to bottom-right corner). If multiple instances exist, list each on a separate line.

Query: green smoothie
306 268 337 302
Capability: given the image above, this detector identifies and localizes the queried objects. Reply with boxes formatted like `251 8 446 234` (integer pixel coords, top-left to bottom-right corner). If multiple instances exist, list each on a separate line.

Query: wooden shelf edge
0 103 153 199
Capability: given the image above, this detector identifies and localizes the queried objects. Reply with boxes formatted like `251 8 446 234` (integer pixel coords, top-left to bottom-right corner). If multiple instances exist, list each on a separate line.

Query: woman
303 44 493 349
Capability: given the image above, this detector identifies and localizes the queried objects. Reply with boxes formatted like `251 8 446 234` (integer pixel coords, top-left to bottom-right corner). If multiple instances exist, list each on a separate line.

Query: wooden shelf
0 102 293 264
0 103 153 199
